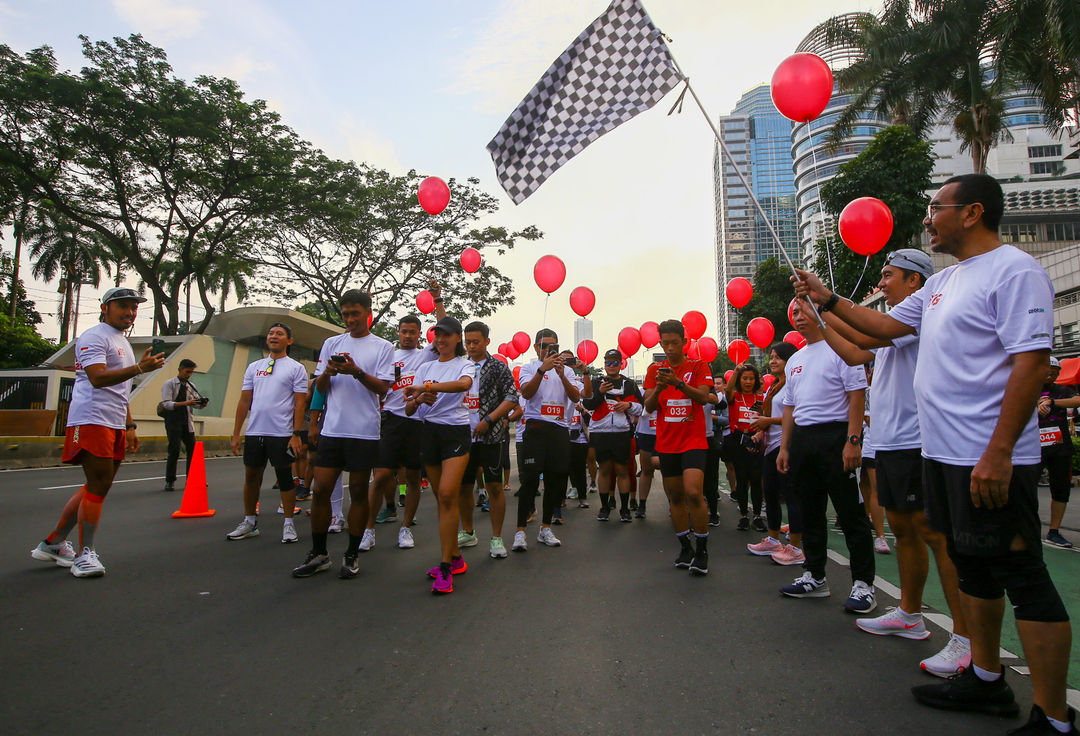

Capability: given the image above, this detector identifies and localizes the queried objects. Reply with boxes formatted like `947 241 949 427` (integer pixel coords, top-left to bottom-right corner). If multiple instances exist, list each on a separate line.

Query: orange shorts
62 424 126 464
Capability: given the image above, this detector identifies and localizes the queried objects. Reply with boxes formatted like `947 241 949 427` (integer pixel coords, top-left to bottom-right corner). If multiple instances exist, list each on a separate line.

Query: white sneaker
31 540 76 567
398 526 415 549
874 536 891 554
490 537 508 558
281 520 299 544
328 515 345 533
226 519 259 540
920 634 972 678
358 528 375 552
537 527 562 547
512 530 527 552
567 488 578 500
856 606 931 640
457 530 478 548
70 547 105 578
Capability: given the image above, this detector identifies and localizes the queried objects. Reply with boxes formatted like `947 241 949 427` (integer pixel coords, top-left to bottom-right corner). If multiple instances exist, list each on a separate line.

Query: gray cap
101 287 147 304
1050 356 1061 368
884 248 934 279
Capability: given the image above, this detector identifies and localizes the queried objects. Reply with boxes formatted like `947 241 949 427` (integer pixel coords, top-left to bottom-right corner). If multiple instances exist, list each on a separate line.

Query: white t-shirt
637 407 657 436
315 332 395 440
783 340 867 425
67 322 135 429
384 347 438 419
518 360 584 429
888 244 1053 465
569 405 588 444
515 397 527 443
765 382 788 454
703 400 715 438
242 355 309 437
414 356 473 426
867 330 921 451
465 357 485 430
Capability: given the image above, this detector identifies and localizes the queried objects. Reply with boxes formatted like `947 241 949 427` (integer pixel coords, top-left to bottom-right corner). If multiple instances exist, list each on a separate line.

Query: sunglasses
266 357 275 375
604 360 620 365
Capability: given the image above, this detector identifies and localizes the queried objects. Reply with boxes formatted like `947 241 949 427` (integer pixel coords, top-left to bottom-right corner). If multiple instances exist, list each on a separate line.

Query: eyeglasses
266 358 275 375
926 203 972 219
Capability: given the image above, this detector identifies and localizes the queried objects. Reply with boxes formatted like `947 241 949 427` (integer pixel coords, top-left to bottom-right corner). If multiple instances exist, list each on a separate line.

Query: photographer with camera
160 358 206 493
584 348 642 522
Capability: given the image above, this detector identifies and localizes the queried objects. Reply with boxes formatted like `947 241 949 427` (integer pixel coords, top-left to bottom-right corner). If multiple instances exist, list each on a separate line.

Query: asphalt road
0 455 1043 735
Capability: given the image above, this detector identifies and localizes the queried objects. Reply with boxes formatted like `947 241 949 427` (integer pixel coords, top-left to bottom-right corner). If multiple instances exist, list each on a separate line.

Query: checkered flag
486 0 683 204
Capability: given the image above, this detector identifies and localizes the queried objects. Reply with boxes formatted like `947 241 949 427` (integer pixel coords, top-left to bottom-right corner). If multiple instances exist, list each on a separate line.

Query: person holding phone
227 323 309 545
724 363 766 532
160 358 204 492
584 348 642 522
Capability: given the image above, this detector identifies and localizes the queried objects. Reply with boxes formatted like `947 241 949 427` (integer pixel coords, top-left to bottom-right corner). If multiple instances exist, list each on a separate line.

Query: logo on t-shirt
790 366 803 375
928 293 943 307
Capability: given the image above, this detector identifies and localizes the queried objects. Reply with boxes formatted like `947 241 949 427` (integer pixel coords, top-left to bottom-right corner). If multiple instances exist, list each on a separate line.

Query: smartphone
658 366 672 374
546 343 560 358
564 356 577 367
330 354 347 363
610 376 624 390
151 338 166 356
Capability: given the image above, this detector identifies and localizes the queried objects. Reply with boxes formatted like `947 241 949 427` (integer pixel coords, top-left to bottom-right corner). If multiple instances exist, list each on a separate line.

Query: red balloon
512 365 522 387
747 317 775 350
682 310 707 340
620 357 627 370
788 298 799 328
512 331 531 354
460 247 482 273
640 321 660 349
426 326 436 343
497 342 509 357
783 330 807 350
618 327 641 356
569 286 596 317
619 346 630 359
533 255 566 294
687 339 700 360
771 53 833 123
725 277 754 309
728 339 750 364
697 336 719 363
724 370 734 383
762 374 776 390
493 354 509 365
418 176 451 215
577 339 598 365
506 344 520 360
839 197 894 256
416 290 435 314
367 313 373 328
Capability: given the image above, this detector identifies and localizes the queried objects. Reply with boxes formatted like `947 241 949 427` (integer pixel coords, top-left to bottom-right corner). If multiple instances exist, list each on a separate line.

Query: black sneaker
634 506 646 519
629 499 638 511
294 486 311 501
597 508 610 522
752 516 767 532
736 516 750 531
674 546 694 568
338 552 359 579
1008 704 1079 735
291 551 331 578
552 508 564 525
911 666 1018 718
708 513 720 527
163 482 175 492
689 550 708 575
619 508 632 523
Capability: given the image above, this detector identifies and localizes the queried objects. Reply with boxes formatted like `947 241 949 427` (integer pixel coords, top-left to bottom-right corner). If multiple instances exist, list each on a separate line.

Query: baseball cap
101 287 147 305
433 316 462 335
1050 356 1061 368
604 349 622 362
884 249 934 280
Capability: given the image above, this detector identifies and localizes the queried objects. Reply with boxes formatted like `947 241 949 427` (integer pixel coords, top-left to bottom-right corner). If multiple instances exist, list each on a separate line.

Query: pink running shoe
431 567 453 594
771 544 805 566
427 556 467 578
747 536 783 556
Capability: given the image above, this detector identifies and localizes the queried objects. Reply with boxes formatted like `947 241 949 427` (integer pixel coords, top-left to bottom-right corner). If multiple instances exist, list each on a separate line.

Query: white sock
972 663 1001 682
1047 714 1071 733
897 607 921 622
244 515 256 525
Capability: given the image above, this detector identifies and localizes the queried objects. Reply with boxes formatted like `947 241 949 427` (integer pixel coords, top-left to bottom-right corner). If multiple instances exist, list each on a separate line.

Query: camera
197 397 209 407
564 356 577 367
545 343 560 357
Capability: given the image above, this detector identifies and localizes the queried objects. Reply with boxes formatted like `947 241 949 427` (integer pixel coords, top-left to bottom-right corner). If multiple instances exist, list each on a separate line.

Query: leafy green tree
0 253 42 326
0 312 56 368
743 257 797 347
811 125 934 301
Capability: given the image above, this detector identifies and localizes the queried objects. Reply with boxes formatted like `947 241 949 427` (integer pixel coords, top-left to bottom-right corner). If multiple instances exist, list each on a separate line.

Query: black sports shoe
634 506 645 519
338 552 360 579
596 508 610 522
163 482 175 492
911 666 1018 718
619 509 632 523
1007 704 1078 735
736 516 750 531
689 550 709 575
752 516 767 532
294 486 311 501
708 513 720 527
674 546 694 568
292 551 331 578
629 499 638 511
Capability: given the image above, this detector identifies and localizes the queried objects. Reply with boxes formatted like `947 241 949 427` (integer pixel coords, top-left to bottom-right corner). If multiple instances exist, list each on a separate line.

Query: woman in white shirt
405 317 473 595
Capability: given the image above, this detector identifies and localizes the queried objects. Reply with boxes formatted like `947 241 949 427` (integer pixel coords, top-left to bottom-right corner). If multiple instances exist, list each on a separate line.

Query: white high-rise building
573 318 593 350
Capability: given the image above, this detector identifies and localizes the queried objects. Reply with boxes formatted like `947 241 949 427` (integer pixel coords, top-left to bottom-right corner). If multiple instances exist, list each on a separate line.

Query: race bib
663 398 692 422
393 373 415 392
649 417 657 430
571 414 581 427
738 405 759 425
465 395 479 411
540 401 565 420
1040 427 1064 447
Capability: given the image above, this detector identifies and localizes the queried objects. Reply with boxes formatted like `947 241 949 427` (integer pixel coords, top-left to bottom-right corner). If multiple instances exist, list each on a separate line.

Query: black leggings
731 433 763 516
704 434 721 515
763 447 802 534
517 420 570 526
569 441 588 499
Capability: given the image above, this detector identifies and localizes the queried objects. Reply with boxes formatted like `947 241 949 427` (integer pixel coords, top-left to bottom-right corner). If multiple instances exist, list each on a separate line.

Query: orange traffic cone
172 441 215 518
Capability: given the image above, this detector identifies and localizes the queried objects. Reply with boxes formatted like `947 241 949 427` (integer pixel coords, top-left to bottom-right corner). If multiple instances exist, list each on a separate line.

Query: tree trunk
59 279 73 344
9 199 29 321
72 282 82 338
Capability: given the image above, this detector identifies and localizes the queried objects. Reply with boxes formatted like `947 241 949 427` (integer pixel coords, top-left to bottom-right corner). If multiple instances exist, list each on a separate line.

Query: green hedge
1072 436 1080 475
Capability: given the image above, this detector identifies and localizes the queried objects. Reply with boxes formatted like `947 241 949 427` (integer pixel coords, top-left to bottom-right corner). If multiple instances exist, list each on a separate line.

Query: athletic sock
386 501 395 513
1047 715 1071 733
619 492 630 511
244 514 257 526
600 493 610 510
46 485 85 544
972 663 1002 682
312 532 328 555
76 492 105 549
897 608 921 623
346 534 362 555
1049 528 1059 534
694 532 708 552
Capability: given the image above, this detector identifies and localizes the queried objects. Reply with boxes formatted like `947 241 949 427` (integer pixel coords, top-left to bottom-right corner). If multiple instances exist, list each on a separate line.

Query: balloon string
848 255 870 302
542 293 549 328
805 116 836 291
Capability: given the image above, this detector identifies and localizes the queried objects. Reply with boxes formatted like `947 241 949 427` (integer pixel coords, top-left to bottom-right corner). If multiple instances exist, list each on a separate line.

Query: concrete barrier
0 435 236 469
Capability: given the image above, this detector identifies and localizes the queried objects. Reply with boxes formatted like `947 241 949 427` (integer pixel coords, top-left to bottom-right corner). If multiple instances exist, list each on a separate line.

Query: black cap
604 349 622 361
433 316 463 335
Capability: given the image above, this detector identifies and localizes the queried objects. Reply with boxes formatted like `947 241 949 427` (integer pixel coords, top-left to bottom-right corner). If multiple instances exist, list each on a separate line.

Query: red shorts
62 424 127 464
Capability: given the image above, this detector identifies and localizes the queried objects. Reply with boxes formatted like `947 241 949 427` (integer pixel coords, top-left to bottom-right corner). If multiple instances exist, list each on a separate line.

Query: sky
3 0 877 360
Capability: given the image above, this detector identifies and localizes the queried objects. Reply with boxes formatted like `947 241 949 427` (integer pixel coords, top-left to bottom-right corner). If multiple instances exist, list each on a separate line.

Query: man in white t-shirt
226 323 309 545
293 289 394 579
32 287 164 578
795 174 1072 732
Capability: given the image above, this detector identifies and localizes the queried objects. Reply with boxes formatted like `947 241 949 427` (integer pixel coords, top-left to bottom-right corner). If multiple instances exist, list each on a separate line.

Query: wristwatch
126 423 137 430
355 369 366 382
293 430 306 437
820 292 841 313
848 434 861 445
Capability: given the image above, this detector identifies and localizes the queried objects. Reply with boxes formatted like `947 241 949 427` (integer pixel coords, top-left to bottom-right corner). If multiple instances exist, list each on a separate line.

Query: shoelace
77 548 99 567
795 571 815 584
58 541 75 557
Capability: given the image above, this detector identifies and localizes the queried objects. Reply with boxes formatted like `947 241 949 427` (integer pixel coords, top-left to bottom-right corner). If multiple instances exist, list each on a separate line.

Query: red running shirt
644 359 713 454
729 391 764 432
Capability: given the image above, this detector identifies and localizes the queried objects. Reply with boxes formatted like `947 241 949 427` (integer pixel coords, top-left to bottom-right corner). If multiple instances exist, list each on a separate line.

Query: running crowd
30 174 1077 735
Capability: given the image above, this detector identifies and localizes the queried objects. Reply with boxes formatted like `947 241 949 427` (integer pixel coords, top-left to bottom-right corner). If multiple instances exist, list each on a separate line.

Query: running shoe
596 508 610 522
771 544 805 566
874 536 892 554
277 503 301 515
619 508 632 523
375 507 397 524
844 581 877 614
629 499 638 511
338 552 360 579
911 666 1018 717
457 530 478 548
359 528 375 551
578 501 590 509
512 530 527 552
920 634 972 678
281 520 299 544
328 515 345 534
428 556 467 578
292 551 331 577
552 508 564 525
1008 705 1078 735
163 482 176 492
856 607 930 639
708 513 721 527
736 516 750 531
431 567 453 594
588 481 597 494
634 504 645 519
480 501 490 513
674 546 694 569
226 519 259 540
1045 530 1074 548
537 527 562 547
31 540 76 567
476 490 487 507
747 536 783 556
490 537 507 558
567 488 578 500
780 571 830 598
689 550 709 575
70 547 105 578
294 485 311 501
752 516 767 532
398 527 415 549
